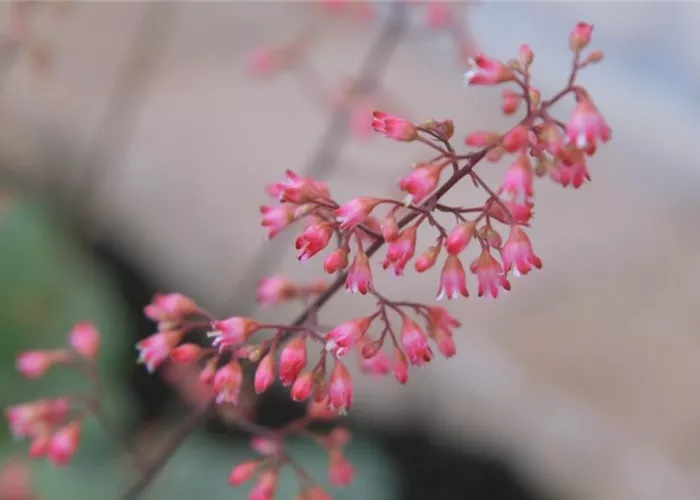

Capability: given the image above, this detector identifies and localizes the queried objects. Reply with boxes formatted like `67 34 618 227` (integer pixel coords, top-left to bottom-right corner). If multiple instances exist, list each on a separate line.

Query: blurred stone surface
1 3 700 500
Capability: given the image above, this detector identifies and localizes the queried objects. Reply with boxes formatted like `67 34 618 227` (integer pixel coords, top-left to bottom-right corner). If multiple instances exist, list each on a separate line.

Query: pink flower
393 348 409 384
208 317 259 350
414 244 440 273
16 351 68 379
502 89 521 115
68 322 101 360
501 227 542 276
499 153 534 202
328 361 354 413
345 247 373 294
501 125 529 153
290 372 314 402
6 399 69 440
357 339 391 378
251 436 282 457
380 215 399 242
324 248 349 274
229 460 259 487
550 158 591 189
143 293 198 323
213 361 243 404
266 170 330 204
437 255 469 301
445 221 476 255
569 22 593 51
487 199 534 225
249 469 278 500
325 316 373 356
398 163 444 204
464 54 514 86
400 317 434 366
470 249 511 299
426 306 461 335
328 449 355 487
170 343 203 364
383 226 418 276
47 423 81 467
295 223 333 262
260 204 296 239
136 331 183 372
433 328 457 358
256 276 297 306
371 111 417 141
254 353 275 394
465 130 501 147
335 197 380 231
566 97 611 151
279 336 307 386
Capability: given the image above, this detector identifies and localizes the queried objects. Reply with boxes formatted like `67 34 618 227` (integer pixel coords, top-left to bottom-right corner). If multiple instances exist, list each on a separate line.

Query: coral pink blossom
249 469 278 500
398 163 444 204
295 223 333 261
400 317 433 366
500 153 534 202
464 54 514 86
550 158 591 189
414 244 440 272
254 353 276 395
290 372 314 402
208 317 259 350
501 125 529 153
380 215 399 242
566 97 611 151
170 344 203 364
16 351 67 380
136 331 183 373
445 221 476 255
251 436 282 457
393 348 409 385
229 460 259 487
68 322 101 360
465 130 500 147
256 275 297 306
260 204 296 239
279 336 307 386
143 293 198 323
426 306 461 334
357 340 391 378
437 255 469 300
266 170 329 204
569 22 593 51
345 247 373 294
383 226 418 276
325 316 373 356
502 227 542 276
433 328 457 358
335 197 380 231
371 111 417 141
213 361 243 404
328 449 355 487
470 250 511 299
47 423 81 467
487 200 534 225
324 248 349 274
328 361 354 413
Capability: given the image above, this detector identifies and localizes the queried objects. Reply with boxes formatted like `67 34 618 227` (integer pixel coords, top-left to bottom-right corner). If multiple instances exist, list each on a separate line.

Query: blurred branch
68 2 180 234
121 399 215 500
225 1 408 313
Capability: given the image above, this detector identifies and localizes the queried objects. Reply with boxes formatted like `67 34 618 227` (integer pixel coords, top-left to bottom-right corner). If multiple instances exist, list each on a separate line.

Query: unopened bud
519 44 534 67
361 340 383 360
583 50 604 64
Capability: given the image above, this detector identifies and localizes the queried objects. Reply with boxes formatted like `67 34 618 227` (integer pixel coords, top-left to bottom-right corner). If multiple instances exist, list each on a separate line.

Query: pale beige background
2 2 700 500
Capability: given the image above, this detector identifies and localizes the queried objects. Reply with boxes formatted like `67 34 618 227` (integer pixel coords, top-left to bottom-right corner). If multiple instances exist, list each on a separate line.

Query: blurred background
1 1 700 499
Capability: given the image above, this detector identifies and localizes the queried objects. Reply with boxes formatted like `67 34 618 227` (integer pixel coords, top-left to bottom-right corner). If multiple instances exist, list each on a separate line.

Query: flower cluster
5 20 611 500
6 323 101 467
229 423 353 500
